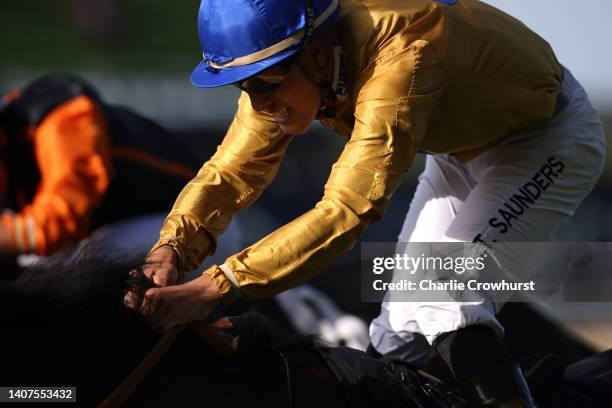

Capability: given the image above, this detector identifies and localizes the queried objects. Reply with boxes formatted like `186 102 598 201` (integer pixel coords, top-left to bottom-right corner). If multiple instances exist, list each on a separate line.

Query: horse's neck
1 326 155 406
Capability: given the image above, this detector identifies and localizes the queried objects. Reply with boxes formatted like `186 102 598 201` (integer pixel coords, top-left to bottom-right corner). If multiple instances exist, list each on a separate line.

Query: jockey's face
245 39 334 135
246 63 321 135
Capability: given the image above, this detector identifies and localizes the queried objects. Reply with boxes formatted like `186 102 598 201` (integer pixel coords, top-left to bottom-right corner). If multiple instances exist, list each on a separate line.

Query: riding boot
434 325 537 408
460 363 537 407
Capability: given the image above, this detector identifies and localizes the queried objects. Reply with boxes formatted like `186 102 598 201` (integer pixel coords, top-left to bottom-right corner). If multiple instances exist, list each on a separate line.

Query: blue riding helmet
191 0 340 88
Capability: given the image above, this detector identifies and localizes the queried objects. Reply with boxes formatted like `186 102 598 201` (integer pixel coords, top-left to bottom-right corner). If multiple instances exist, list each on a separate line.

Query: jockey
139 1 606 406
0 74 200 261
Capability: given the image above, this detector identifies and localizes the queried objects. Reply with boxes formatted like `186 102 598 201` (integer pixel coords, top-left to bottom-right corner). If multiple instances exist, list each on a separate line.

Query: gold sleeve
151 92 293 272
207 40 447 306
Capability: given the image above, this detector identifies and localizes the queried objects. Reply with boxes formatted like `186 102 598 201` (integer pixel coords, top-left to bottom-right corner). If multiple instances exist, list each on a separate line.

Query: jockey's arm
150 93 294 273
205 41 447 306
1 94 111 256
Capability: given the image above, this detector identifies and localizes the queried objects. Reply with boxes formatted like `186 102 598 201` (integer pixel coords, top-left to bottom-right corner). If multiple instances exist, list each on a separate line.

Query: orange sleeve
1 95 112 255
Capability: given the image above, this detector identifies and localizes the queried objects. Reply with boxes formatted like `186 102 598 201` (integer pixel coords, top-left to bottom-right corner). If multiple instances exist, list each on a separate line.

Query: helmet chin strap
303 0 315 47
318 81 337 118
318 45 344 118
296 45 338 119
298 2 341 120
297 66 336 118
299 1 340 118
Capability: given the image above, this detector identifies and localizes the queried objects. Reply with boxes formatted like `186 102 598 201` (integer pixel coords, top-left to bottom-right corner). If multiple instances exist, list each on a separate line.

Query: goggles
234 54 300 94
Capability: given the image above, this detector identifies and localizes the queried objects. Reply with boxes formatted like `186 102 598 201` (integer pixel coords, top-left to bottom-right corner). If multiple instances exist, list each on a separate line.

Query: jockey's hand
140 272 221 332
143 245 180 287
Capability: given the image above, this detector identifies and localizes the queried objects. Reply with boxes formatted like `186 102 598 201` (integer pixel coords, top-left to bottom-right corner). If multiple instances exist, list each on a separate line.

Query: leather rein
97 320 236 408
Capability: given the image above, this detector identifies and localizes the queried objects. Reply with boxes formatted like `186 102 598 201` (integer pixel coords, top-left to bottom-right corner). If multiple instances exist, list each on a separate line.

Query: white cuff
218 263 241 299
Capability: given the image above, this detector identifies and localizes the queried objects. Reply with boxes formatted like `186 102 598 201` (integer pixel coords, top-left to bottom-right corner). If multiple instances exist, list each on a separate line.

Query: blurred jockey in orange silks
0 74 201 258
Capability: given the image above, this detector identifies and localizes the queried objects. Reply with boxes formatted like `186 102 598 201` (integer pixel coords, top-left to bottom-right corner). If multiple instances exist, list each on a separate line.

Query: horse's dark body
4 323 347 407
1 248 611 407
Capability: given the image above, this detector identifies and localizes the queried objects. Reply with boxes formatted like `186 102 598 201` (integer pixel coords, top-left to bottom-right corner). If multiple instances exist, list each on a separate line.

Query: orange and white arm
0 95 112 256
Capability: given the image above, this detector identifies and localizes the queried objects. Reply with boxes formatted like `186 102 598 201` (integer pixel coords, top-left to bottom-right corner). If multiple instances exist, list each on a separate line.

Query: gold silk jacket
152 0 563 305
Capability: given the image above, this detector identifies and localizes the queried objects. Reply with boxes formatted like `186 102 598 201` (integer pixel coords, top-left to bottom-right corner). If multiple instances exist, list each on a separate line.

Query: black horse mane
0 243 311 352
0 244 151 335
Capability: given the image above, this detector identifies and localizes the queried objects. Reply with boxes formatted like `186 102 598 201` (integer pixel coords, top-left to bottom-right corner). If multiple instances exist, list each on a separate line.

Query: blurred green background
1 0 200 73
